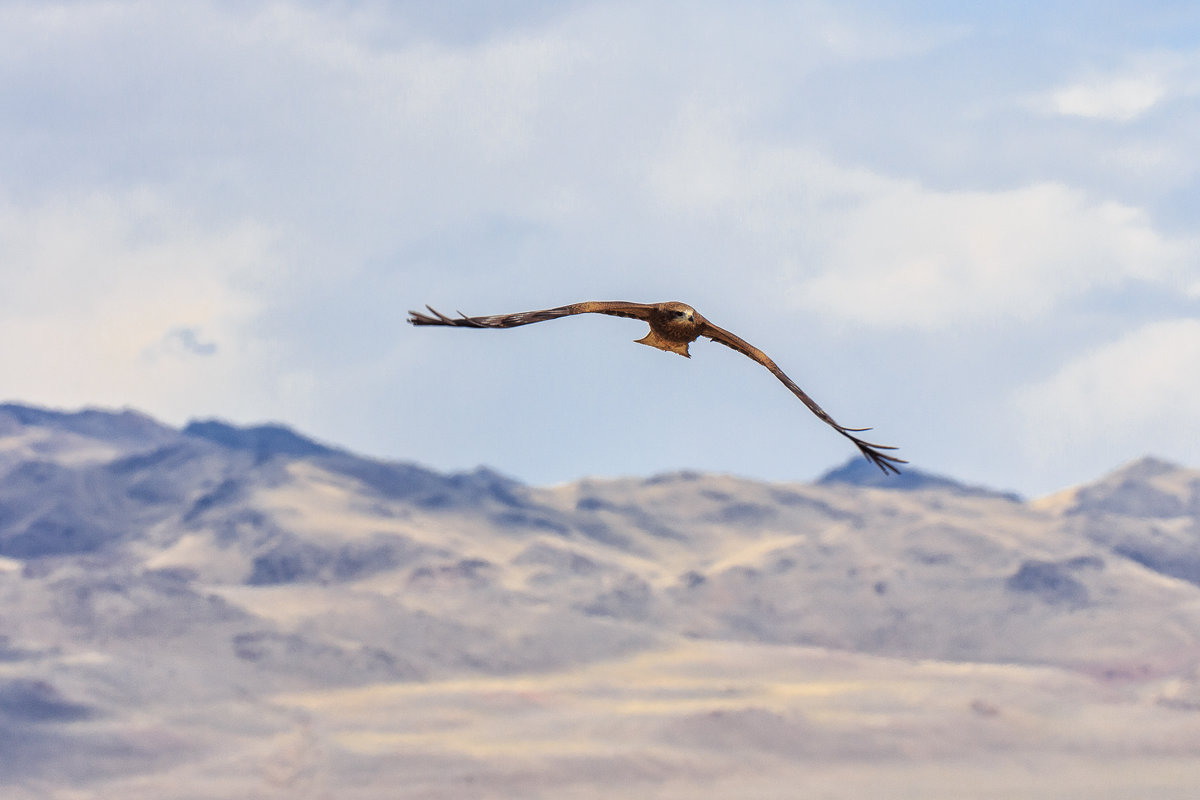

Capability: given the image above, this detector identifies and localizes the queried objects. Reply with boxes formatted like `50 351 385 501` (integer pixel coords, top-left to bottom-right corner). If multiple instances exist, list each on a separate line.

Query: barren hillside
2 403 1199 798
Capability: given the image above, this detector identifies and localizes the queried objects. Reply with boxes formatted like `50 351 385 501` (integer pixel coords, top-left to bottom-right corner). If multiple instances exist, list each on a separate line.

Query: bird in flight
409 300 905 474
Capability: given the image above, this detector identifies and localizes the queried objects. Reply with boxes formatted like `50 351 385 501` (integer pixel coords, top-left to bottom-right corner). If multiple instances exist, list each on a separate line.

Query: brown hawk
409 300 905 474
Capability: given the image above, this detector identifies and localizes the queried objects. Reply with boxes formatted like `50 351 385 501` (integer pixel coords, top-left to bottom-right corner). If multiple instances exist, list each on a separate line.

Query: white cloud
648 122 1196 331
797 181 1196 329
1050 75 1168 121
1035 52 1200 123
0 190 282 420
145 327 219 359
1015 318 1200 471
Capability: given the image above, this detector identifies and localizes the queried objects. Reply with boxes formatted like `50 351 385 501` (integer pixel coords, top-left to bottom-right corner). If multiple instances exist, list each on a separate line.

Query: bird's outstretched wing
700 319 906 475
408 301 655 329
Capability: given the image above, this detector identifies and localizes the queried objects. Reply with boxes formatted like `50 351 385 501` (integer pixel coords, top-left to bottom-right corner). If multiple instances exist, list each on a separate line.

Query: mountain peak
0 402 174 444
1107 455 1183 482
816 457 1020 501
182 419 339 460
1057 456 1197 519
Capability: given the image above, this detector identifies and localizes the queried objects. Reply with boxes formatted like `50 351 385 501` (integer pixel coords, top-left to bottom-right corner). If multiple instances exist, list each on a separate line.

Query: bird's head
663 302 696 324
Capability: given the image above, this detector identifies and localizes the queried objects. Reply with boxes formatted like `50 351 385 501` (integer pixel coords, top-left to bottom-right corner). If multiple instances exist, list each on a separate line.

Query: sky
1 0 1199 497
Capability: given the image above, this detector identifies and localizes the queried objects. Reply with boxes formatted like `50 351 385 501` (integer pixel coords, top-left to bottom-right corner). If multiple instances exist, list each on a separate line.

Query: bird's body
409 300 905 474
634 301 702 356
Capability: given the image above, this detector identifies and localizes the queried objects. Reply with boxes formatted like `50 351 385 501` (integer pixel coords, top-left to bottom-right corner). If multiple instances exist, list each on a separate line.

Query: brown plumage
408 300 905 474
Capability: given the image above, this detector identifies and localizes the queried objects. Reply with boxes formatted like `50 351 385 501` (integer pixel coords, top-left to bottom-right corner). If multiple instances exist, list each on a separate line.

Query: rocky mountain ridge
2 402 1200 797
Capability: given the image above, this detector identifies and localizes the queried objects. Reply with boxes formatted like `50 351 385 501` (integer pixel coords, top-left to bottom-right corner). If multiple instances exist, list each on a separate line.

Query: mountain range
2 402 1200 799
